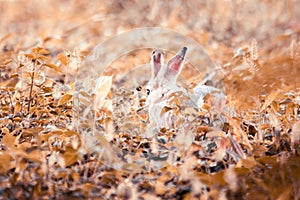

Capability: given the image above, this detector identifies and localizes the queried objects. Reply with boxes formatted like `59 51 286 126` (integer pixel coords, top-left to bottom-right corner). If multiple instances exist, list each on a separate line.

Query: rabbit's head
146 47 187 101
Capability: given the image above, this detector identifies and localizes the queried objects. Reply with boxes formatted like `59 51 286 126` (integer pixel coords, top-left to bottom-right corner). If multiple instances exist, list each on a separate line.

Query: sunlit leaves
0 2 300 198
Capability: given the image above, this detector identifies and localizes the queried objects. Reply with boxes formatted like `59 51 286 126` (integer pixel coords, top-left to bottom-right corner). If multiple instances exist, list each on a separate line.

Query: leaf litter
1 1 300 199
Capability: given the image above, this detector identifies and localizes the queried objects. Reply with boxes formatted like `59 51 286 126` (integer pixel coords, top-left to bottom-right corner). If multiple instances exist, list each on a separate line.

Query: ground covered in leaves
1 1 300 199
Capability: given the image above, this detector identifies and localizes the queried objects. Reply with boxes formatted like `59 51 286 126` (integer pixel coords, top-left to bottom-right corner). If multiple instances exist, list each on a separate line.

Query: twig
28 59 36 113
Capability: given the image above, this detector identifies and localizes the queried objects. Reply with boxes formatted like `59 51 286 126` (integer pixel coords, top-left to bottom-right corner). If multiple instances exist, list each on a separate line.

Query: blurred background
1 0 299 56
1 0 300 110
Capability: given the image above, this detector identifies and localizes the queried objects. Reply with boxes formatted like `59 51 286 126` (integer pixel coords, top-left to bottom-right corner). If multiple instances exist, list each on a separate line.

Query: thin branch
28 60 36 114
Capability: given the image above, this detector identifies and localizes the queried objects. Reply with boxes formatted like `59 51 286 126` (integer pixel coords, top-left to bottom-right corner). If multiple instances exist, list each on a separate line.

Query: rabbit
145 47 190 137
145 47 225 137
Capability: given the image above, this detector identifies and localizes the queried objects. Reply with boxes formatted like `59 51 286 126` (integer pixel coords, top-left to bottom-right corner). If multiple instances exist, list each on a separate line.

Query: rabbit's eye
136 86 142 91
146 89 150 96
152 51 155 55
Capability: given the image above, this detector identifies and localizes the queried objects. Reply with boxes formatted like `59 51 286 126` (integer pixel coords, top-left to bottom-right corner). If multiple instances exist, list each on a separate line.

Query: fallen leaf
58 94 72 106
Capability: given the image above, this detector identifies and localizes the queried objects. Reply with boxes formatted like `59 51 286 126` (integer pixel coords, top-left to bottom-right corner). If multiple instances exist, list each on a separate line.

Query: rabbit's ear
150 49 164 79
165 47 187 80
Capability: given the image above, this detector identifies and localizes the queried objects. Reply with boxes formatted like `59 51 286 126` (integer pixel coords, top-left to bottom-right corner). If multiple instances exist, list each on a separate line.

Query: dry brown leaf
21 127 43 138
37 55 49 60
58 94 72 106
44 63 64 73
260 90 280 112
14 101 22 114
4 59 12 65
252 143 268 157
240 156 257 169
206 130 226 138
202 103 211 111
42 86 53 93
160 106 172 117
155 180 168 195
226 114 252 150
0 78 19 88
32 47 50 55
258 123 270 130
0 33 11 44
2 132 16 150
0 152 14 173
57 53 69 66
24 53 37 59
63 147 79 166
71 171 81 183
18 144 41 162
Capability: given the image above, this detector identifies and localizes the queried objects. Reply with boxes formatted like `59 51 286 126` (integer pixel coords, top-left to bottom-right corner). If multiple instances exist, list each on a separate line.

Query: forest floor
0 1 300 199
